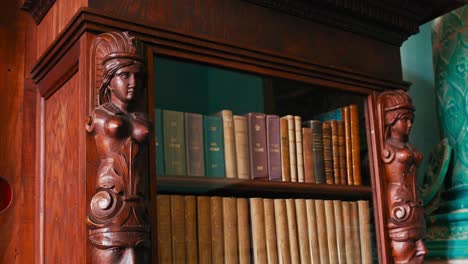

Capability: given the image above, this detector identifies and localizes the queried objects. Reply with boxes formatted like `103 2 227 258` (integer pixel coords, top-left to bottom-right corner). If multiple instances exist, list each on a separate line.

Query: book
305 199 321 264
280 117 291 182
295 199 311 264
155 108 165 175
324 200 338 263
216 110 237 178
358 200 372 264
322 122 334 184
250 198 268 264
157 195 172 263
264 198 279 264
237 198 251 264
274 199 291 264
185 112 205 176
349 105 362 185
185 196 198 264
286 199 300 264
203 115 225 177
266 115 282 181
330 120 341 185
303 120 325 184
234 115 250 179
333 200 346 264
342 201 355 264
197 196 212 264
342 106 354 185
337 120 347 185
282 115 297 182
171 195 186 264
163 109 186 175
314 108 343 122
211 196 224 263
302 127 315 183
350 201 361 261
314 200 329 263
294 116 304 183
223 197 238 264
246 113 268 179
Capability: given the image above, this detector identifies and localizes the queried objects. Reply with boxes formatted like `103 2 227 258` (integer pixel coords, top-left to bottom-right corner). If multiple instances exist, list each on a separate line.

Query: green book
155 108 165 176
163 110 186 175
203 115 225 177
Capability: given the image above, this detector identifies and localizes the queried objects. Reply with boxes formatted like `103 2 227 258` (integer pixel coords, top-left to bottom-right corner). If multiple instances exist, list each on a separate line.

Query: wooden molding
21 0 56 24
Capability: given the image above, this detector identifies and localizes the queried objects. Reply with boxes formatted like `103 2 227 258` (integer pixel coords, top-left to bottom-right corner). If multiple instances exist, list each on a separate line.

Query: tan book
295 199 311 264
349 105 362 185
157 195 172 263
350 201 361 261
237 198 251 264
322 122 334 184
294 116 304 182
280 117 291 182
217 110 238 178
306 199 321 264
264 198 279 264
302 127 315 183
315 200 329 263
358 200 372 264
274 199 291 264
223 197 238 264
333 200 346 264
171 195 186 264
342 106 354 185
185 196 197 264
330 120 341 185
211 196 224 263
286 199 300 264
283 115 297 182
324 200 338 263
250 198 268 264
234 115 250 179
197 196 212 264
337 121 347 185
342 201 355 264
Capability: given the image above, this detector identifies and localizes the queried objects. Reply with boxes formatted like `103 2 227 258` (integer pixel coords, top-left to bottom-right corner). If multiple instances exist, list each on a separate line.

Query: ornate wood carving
378 90 427 263
86 32 151 263
21 0 56 24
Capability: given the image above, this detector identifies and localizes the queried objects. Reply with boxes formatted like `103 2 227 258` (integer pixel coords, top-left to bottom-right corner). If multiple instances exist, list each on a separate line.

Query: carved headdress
378 89 415 140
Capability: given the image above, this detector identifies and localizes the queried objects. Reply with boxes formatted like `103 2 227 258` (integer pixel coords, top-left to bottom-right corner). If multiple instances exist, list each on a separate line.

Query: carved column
377 90 427 263
86 32 151 263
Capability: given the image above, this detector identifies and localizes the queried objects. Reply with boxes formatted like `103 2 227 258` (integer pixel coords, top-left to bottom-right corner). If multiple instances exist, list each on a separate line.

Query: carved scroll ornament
86 32 151 263
378 90 427 263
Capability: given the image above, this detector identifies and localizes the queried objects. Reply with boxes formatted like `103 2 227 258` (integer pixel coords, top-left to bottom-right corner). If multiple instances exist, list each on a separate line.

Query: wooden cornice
21 0 56 24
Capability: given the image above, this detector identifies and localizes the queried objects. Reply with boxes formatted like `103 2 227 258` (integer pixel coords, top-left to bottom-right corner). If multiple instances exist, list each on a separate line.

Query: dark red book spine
246 113 268 180
266 115 282 181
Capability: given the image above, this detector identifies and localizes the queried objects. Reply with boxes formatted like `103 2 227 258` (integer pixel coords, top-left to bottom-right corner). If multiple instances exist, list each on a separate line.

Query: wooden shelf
157 175 372 200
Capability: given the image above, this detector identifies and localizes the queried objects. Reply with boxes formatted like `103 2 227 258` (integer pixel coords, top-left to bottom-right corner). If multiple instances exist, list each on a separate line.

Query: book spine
233 115 250 179
274 199 291 264
304 120 325 184
197 196 212 264
315 200 329 263
286 115 297 182
342 201 355 264
306 199 321 264
349 105 362 185
330 120 341 185
185 196 198 264
211 197 224 263
203 116 225 178
223 197 238 264
237 198 252 264
163 110 186 175
295 199 311 264
217 110 237 178
302 128 315 183
322 122 334 184
155 108 165 176
350 201 361 261
250 198 268 264
286 199 300 264
280 117 291 182
294 116 305 183
333 200 346 264
342 106 354 185
358 200 372 264
157 195 172 263
246 113 268 179
185 112 205 176
324 200 338 263
171 195 186 264
337 120 347 185
264 198 279 264
266 115 282 181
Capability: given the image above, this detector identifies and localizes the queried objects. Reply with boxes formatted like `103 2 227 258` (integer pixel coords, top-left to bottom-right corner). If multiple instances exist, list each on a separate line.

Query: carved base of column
426 211 468 259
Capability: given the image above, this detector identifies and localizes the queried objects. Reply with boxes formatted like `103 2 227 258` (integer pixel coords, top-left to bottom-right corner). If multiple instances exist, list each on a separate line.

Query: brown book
280 117 291 182
314 200 329 263
216 110 237 178
342 106 354 185
211 196 224 263
358 200 372 264
185 112 205 176
303 120 325 184
294 116 305 182
333 200 346 264
342 201 355 264
283 115 297 182
185 196 198 264
246 113 268 179
322 122 334 184
295 199 311 264
330 120 341 185
171 195 186 264
274 199 292 264
286 199 300 264
264 199 279 264
266 115 282 181
157 195 172 263
250 198 268 264
306 199 321 264
302 127 315 183
337 121 347 185
324 200 338 263
349 105 362 185
223 197 238 264
237 198 251 264
350 201 362 261
197 196 212 264
234 115 250 179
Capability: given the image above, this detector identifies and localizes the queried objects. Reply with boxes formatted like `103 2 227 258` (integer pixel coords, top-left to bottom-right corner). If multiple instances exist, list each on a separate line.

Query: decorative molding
21 0 56 24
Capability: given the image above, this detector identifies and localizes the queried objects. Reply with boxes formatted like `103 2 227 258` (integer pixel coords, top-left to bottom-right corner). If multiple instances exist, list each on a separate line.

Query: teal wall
400 22 441 185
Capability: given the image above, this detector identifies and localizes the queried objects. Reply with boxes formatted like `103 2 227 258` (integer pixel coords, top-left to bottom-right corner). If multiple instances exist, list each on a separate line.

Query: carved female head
380 90 416 142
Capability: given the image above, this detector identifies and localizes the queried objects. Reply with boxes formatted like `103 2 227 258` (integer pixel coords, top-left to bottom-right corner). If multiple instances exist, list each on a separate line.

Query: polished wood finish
21 0 56 24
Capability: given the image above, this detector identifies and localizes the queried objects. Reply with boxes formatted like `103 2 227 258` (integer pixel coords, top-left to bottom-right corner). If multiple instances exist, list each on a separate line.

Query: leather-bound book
157 195 172 263
282 115 297 182
358 200 372 264
349 105 362 185
163 109 186 175
234 115 250 179
306 199 320 264
350 201 361 261
333 200 346 264
237 198 251 264
303 120 325 184
216 110 237 178
185 112 205 176
342 201 355 264
274 199 291 264
197 196 212 264
295 199 311 264
155 108 165 176
286 199 300 264
264 199 279 264
322 122 334 184
280 117 291 182
211 197 224 263
302 127 315 183
266 115 282 181
342 106 354 185
185 196 198 264
314 200 329 263
171 195 186 264
250 198 268 264
203 115 225 178
337 121 347 185
294 116 305 182
246 113 268 179
330 120 341 185
223 197 238 264
324 200 338 263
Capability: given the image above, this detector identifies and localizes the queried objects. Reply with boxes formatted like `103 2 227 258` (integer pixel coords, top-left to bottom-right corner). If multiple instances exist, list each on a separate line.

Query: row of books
155 105 361 185
157 195 373 264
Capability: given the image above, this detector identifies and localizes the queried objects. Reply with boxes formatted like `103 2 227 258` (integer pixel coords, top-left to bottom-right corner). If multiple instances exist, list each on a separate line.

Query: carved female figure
379 90 427 263
86 32 150 263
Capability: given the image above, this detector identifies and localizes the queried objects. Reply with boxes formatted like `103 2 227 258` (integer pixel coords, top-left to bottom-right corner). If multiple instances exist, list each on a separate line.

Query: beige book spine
237 198 251 264
264 199 279 264
333 200 346 264
197 196 212 264
285 116 297 182
157 195 172 263
171 195 186 264
350 201 361 261
185 196 198 264
234 115 250 179
294 116 304 182
342 201 355 264
306 199 321 264
223 197 238 264
250 198 268 264
295 199 311 264
324 200 338 263
342 106 354 185
280 118 291 182
349 105 361 185
218 110 237 178
274 199 291 264
358 200 372 264
211 196 224 263
286 199 300 264
315 200 329 263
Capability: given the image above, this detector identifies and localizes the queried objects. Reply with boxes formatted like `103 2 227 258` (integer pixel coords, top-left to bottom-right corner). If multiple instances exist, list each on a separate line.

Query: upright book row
155 105 361 185
157 194 373 264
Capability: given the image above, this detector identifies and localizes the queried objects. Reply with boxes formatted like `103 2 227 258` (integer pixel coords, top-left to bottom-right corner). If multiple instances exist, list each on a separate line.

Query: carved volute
378 90 427 263
86 32 151 263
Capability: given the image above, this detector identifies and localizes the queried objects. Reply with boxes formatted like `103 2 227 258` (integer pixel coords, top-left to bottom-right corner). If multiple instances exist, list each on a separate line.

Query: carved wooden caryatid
378 90 427 263
86 32 151 263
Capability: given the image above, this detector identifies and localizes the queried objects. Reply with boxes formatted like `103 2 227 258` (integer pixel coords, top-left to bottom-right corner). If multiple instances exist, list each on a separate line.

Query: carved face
392 237 427 264
91 232 150 264
109 62 144 105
